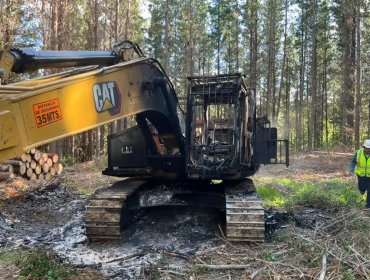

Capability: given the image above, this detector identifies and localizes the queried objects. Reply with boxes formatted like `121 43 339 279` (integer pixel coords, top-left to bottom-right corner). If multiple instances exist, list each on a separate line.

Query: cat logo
93 81 121 116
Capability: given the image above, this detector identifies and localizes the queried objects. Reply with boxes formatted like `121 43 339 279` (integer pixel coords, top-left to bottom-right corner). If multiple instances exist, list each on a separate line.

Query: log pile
0 148 63 182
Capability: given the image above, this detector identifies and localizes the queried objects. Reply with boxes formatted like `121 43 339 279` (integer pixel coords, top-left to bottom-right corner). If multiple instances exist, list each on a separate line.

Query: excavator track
225 179 265 242
85 179 145 242
85 178 265 242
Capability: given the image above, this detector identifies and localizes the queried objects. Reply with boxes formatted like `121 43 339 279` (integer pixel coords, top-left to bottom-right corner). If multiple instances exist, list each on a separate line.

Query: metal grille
186 74 245 178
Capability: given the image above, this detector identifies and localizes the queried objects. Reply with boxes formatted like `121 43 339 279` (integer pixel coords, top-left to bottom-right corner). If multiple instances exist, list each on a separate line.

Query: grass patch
60 156 77 167
195 265 211 274
73 187 94 195
0 248 76 280
256 178 363 211
286 180 363 211
256 186 285 207
143 264 161 280
260 252 281 262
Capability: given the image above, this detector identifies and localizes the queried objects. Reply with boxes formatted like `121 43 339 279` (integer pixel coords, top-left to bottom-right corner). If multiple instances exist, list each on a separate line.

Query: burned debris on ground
0 152 369 279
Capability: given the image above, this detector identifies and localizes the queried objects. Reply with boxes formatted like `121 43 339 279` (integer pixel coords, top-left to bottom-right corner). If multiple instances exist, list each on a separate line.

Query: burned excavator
0 41 288 242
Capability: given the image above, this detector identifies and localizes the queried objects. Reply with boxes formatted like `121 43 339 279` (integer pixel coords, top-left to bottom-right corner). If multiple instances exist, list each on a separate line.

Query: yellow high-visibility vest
355 148 370 177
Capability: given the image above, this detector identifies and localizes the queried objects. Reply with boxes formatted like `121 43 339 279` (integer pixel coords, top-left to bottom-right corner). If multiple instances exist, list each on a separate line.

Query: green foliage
346 216 370 233
256 178 363 211
0 250 21 263
342 268 356 280
286 180 363 211
260 252 280 262
60 156 76 167
0 248 75 280
143 264 161 280
195 265 211 274
256 186 285 207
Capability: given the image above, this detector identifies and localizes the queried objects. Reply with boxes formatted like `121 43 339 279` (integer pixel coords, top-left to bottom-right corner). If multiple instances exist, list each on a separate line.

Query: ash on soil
0 151 351 279
0 184 84 246
0 181 224 279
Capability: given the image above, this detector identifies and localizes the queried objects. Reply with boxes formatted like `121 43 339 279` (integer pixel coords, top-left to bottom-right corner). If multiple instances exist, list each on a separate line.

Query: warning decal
33 98 63 128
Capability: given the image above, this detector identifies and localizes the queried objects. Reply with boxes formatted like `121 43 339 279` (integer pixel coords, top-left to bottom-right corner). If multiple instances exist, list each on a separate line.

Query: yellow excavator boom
0 56 184 162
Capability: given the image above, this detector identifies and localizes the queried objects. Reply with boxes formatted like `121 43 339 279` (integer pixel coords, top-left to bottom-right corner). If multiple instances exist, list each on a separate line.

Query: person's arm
349 151 357 173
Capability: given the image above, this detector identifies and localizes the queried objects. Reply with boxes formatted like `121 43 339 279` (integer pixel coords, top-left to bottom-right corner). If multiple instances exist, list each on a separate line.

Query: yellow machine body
0 57 179 162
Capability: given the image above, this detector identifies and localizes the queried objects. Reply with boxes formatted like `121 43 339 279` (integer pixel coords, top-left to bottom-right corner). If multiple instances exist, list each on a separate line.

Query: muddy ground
0 151 367 279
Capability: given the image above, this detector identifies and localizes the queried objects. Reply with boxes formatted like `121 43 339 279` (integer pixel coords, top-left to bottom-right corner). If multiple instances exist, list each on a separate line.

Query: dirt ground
0 151 367 280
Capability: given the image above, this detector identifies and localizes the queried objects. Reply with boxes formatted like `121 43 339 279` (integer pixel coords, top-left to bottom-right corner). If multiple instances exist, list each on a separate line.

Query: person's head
363 139 370 154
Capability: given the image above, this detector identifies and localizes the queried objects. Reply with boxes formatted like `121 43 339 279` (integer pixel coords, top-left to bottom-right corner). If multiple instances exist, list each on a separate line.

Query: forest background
0 0 368 162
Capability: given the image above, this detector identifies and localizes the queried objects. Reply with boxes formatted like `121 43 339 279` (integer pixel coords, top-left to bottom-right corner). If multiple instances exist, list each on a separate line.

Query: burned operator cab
185 74 288 180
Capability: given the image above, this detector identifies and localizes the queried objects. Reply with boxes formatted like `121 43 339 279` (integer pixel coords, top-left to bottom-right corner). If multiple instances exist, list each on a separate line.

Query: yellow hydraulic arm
0 51 185 162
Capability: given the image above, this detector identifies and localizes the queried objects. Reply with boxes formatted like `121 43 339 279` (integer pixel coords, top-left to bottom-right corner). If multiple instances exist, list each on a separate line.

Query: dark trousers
357 175 370 207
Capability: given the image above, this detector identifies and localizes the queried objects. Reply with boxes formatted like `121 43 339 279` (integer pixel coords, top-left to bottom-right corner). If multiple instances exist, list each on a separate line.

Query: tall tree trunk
276 0 288 122
309 0 318 150
217 1 221 74
163 1 170 73
249 0 258 91
298 10 307 150
124 0 130 40
323 28 329 148
355 0 361 149
267 0 277 121
340 1 355 145
4 0 12 49
284 58 290 140
235 1 240 71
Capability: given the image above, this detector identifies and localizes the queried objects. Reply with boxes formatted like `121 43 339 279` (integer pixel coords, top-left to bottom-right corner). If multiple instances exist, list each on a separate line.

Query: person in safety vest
350 139 370 208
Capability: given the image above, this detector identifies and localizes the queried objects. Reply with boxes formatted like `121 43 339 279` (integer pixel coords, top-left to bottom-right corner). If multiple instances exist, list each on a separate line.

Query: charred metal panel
254 127 276 165
185 74 253 179
253 126 289 166
107 126 147 169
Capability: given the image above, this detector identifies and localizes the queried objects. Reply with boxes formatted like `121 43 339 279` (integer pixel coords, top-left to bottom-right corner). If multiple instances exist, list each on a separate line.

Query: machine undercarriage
85 178 265 242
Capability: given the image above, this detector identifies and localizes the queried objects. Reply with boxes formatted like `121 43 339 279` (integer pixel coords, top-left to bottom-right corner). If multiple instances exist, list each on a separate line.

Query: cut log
26 162 30 169
42 163 50 173
50 167 56 176
46 158 53 168
26 154 32 163
31 160 37 169
20 163 27 175
35 165 42 175
30 173 37 182
26 167 33 178
38 157 45 166
38 173 44 181
47 153 59 163
30 148 36 154
52 163 59 173
41 153 48 162
45 172 52 181
51 163 64 174
56 164 63 175
34 150 41 161
0 172 15 180
21 153 28 162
